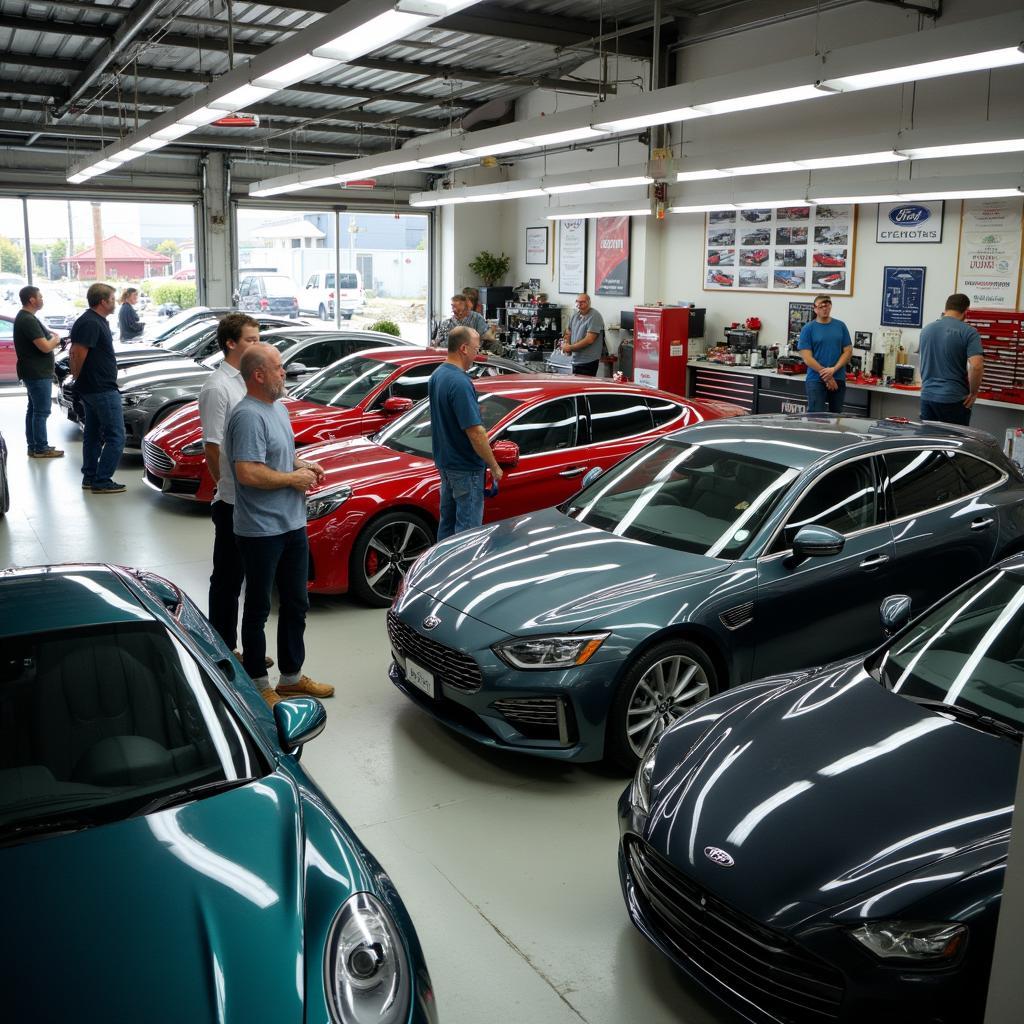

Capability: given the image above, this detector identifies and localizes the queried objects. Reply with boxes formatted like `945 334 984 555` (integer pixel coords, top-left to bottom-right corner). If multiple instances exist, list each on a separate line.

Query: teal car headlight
493 633 609 670
307 485 352 521
850 921 967 961
325 893 411 1024
630 743 658 817
181 440 205 456
122 391 152 407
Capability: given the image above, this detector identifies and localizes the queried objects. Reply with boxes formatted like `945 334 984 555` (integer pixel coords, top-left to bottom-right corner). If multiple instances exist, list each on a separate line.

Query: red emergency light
212 114 260 128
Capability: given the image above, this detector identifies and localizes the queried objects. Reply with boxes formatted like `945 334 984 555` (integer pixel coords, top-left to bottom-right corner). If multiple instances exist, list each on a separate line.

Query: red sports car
739 248 769 266
300 376 745 605
708 272 734 287
813 252 846 268
141 347 526 501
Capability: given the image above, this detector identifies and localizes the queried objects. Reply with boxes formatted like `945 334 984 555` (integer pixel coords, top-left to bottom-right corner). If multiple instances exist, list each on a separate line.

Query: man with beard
224 343 334 701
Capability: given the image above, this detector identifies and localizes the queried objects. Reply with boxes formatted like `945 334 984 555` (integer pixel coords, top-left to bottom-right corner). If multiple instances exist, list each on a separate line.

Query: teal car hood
7 775 310 1023
405 507 729 632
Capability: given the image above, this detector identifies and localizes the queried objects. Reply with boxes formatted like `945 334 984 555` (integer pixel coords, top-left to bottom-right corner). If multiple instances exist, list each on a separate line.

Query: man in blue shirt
428 325 503 541
919 293 985 425
68 282 125 493
797 295 852 413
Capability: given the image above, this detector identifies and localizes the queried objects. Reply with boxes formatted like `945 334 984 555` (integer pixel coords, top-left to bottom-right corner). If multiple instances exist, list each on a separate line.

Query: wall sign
881 266 926 328
876 201 944 243
557 217 587 294
525 226 548 265
787 301 815 346
955 197 1024 310
595 216 631 296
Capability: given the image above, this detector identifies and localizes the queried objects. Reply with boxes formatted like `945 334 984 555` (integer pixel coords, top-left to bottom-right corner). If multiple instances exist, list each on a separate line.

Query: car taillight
328 291 334 299
259 298 269 309
292 297 298 307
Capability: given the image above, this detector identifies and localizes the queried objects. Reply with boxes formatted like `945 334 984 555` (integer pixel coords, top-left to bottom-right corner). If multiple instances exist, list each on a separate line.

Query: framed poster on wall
525 226 548 265
881 266 926 328
956 197 1024 310
876 201 944 243
703 204 855 295
595 216 631 296
557 217 587 294
787 301 815 346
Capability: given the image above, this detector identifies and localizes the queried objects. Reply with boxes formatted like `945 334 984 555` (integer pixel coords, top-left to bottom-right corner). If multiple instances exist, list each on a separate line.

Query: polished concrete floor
0 390 738 1024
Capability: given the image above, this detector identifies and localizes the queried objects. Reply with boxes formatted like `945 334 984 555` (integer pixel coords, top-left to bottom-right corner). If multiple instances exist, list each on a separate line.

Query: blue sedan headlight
493 633 610 669
850 921 967 961
325 893 411 1024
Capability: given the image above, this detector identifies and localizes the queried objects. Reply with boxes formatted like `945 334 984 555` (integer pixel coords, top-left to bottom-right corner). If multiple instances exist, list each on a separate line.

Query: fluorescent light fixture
178 106 221 127
820 46 1024 92
735 199 810 208
902 139 1024 159
593 107 706 133
798 150 905 169
546 206 651 220
416 151 465 165
250 174 344 197
210 85 276 110
903 187 1021 200
460 140 530 158
68 172 89 184
669 203 739 213
152 123 196 142
464 188 545 202
694 84 826 115
544 182 597 194
725 160 804 175
313 10 428 61
520 126 608 147
129 137 167 153
589 174 653 188
91 159 119 172
812 195 901 203
677 169 732 182
253 54 338 91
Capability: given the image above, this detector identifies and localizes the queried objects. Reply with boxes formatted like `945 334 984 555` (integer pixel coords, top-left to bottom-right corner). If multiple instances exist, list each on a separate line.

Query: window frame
494 395 585 458
583 391 656 446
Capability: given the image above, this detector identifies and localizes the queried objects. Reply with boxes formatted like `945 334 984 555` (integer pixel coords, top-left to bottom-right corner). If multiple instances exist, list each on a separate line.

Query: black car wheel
350 511 435 607
608 640 717 771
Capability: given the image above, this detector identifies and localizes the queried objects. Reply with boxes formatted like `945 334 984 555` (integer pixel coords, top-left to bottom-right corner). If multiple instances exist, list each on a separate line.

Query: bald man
561 293 605 375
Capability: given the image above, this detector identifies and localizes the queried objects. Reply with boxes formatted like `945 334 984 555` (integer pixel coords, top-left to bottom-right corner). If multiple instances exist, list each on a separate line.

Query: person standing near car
224 343 334 704
561 294 605 376
199 313 260 663
797 295 852 413
14 286 63 459
428 325 503 541
69 283 125 493
919 293 985 425
117 288 144 341
432 294 495 351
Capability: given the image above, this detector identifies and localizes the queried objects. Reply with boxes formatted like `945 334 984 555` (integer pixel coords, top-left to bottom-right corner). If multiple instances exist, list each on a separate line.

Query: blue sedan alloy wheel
609 640 717 770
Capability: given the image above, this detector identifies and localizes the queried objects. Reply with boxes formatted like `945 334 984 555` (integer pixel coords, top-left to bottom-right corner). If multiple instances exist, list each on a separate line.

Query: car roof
663 414 1004 470
353 347 524 372
0 565 152 639
471 374 686 401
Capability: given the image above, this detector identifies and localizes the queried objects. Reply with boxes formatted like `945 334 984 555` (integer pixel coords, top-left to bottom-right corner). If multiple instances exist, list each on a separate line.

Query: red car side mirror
382 396 414 415
492 439 519 468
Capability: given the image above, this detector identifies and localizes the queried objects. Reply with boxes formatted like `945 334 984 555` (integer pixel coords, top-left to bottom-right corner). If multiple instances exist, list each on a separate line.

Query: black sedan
619 555 1024 1023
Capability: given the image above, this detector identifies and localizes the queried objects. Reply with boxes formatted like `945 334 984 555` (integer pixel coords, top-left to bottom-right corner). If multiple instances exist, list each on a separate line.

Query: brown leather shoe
276 675 334 699
261 687 283 708
233 650 274 669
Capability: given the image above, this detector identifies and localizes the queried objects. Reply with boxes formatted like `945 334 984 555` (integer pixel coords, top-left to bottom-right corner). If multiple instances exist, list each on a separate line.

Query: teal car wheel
608 640 717 771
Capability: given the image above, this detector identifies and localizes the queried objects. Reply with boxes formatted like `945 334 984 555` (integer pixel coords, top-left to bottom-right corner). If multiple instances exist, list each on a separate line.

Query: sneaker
82 480 94 490
91 481 127 494
260 687 284 708
29 447 64 459
233 650 275 669
276 675 334 699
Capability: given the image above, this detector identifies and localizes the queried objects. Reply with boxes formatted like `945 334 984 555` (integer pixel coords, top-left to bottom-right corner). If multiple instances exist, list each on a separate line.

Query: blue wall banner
876 201 944 243
881 266 926 328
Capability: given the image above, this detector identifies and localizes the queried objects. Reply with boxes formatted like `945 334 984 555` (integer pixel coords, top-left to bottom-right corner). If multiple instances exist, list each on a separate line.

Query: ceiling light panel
821 46 1024 92
253 54 339 91
798 151 905 169
210 85 276 110
592 107 706 133
677 169 732 182
903 139 1024 159
313 10 429 61
694 84 826 115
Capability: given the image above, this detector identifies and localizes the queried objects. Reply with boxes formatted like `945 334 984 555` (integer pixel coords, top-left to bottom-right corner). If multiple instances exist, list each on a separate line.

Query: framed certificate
557 218 587 294
525 226 548 265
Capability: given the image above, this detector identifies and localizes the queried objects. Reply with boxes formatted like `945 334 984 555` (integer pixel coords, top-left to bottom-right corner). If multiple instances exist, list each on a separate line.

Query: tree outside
0 236 25 274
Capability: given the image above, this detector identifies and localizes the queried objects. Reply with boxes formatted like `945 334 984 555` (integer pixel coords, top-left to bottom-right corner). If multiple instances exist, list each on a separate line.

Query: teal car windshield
291 355 398 409
877 568 1024 732
380 394 522 458
0 621 266 840
568 440 796 559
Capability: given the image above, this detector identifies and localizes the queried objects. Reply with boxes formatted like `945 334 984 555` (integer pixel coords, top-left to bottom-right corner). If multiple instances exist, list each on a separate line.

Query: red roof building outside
63 235 172 280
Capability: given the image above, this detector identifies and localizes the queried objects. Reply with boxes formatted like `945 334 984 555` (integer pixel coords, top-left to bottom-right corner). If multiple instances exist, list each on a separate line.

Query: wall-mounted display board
557 217 587 295
956 197 1024 310
704 205 855 295
876 201 944 243
595 216 631 297
881 266 926 328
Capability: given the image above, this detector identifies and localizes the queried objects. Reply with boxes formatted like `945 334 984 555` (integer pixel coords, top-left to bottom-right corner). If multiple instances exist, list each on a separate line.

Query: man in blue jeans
13 285 63 459
68 283 125 493
797 295 852 413
428 325 503 541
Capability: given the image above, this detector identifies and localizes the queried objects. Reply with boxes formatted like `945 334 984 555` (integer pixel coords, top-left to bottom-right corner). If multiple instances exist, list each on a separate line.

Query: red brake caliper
366 549 379 576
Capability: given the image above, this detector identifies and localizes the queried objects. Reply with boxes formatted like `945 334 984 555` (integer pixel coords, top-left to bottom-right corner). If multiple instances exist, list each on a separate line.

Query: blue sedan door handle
970 517 995 531
859 553 890 571
559 466 589 478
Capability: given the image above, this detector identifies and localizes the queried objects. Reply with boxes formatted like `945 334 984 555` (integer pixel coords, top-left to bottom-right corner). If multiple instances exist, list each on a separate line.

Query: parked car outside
0 563 438 1024
300 376 745 605
142 348 527 502
388 415 1024 769
300 270 366 320
236 273 300 318
0 314 16 383
619 553 1024 1023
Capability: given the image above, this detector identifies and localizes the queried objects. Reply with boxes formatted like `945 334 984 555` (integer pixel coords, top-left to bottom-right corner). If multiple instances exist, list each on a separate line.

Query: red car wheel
350 510 435 607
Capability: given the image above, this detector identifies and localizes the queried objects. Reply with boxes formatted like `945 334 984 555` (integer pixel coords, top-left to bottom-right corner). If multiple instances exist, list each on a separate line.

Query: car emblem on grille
704 846 735 867
422 615 441 631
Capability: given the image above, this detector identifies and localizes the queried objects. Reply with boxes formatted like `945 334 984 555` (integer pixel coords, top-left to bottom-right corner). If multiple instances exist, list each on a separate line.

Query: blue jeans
24 377 52 452
920 398 971 425
236 527 309 682
805 378 846 414
80 389 126 487
437 467 484 541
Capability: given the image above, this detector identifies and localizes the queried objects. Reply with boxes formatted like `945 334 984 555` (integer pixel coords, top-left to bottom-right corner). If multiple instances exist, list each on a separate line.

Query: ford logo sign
889 204 930 226
704 846 735 867
422 615 441 631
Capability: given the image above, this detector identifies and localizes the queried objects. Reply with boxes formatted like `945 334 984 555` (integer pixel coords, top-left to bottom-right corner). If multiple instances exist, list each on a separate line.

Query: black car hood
118 358 211 392
406 507 729 632
647 667 1018 925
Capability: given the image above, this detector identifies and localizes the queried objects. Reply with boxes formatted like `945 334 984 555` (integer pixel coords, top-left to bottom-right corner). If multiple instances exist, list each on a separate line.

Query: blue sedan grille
626 838 844 1022
387 610 482 693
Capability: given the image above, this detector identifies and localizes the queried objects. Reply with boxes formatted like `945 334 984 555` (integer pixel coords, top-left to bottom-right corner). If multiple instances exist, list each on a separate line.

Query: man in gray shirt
224 343 334 702
919 293 985 426
561 293 605 376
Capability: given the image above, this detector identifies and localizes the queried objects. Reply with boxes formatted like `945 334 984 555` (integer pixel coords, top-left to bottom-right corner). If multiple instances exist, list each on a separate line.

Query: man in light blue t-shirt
225 343 334 703
919 293 985 426
797 295 852 413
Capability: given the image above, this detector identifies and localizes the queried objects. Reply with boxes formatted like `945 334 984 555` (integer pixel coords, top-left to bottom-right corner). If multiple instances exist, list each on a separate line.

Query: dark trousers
236 527 309 682
920 398 972 425
24 377 52 452
572 360 600 377
805 379 846 413
209 500 244 651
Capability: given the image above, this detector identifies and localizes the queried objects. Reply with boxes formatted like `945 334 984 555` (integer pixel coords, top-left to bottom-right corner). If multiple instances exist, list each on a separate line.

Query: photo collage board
704 205 855 295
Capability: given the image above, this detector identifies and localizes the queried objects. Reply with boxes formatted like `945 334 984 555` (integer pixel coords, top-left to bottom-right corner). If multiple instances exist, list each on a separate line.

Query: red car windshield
291 355 398 408
379 394 522 458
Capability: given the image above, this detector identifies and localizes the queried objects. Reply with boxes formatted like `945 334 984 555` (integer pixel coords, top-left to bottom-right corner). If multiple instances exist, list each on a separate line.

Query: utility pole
91 201 105 280
67 200 74 281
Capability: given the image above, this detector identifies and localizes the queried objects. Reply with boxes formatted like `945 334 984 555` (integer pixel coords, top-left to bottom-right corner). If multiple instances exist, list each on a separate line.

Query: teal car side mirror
791 525 845 561
880 594 912 637
274 696 327 753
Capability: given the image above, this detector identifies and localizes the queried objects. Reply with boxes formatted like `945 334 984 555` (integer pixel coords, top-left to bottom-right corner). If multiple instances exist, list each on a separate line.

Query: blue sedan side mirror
880 594 912 637
274 696 327 753
791 525 845 560
581 467 603 488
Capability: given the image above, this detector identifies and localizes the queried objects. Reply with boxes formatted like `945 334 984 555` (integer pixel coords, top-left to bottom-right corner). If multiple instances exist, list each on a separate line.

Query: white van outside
300 270 365 320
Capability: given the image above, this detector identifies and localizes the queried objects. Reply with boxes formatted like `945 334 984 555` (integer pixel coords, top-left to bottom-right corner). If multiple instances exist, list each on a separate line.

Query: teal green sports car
0 564 437 1024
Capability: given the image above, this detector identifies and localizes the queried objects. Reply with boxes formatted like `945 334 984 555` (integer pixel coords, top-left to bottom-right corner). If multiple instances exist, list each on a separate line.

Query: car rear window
263 277 296 297
336 274 359 290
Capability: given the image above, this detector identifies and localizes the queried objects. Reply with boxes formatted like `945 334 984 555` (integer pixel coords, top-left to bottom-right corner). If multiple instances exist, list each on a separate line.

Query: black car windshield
144 309 209 342
291 354 397 408
877 568 1024 732
567 440 797 559
379 394 521 458
0 620 266 840
163 323 215 354
203 332 298 367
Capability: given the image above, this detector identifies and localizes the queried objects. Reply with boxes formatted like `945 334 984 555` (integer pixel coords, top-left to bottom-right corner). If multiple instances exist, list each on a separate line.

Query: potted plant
468 251 511 287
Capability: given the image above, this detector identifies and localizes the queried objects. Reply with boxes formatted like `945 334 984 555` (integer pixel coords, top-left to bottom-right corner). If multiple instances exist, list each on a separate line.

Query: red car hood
304 436 433 493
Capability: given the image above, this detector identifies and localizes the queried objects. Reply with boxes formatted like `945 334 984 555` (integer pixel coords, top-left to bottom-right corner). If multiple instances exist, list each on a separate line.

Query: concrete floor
0 390 738 1024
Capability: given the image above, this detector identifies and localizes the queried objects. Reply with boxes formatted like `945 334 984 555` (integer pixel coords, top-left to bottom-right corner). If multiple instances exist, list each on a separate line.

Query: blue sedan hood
6 776 309 1023
406 507 728 631
648 668 1018 927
